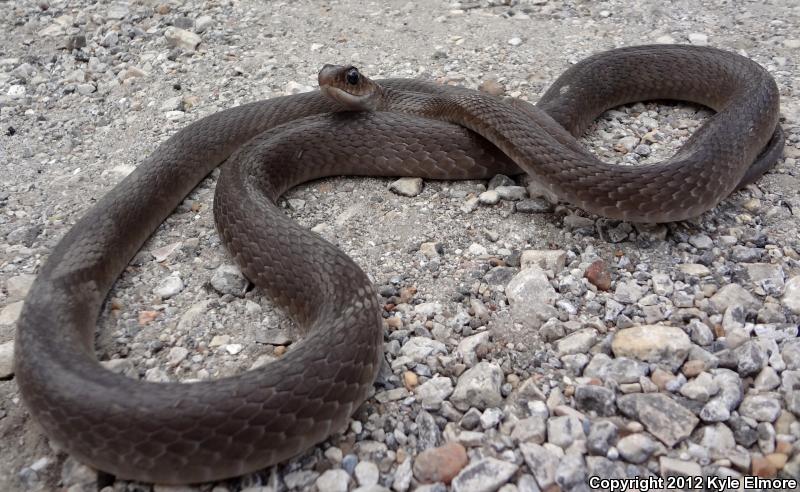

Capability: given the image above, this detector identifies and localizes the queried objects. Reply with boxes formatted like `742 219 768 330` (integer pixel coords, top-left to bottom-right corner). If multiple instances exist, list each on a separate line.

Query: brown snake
14 45 782 483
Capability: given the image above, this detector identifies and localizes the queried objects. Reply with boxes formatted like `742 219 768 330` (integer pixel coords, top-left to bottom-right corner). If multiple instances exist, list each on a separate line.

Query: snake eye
345 68 360 85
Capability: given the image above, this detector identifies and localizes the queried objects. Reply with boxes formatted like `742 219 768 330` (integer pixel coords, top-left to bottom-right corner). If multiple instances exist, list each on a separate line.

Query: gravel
1 0 799 490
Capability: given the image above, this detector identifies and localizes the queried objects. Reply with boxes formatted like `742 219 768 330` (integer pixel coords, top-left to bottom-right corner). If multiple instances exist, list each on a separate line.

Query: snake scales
14 45 782 483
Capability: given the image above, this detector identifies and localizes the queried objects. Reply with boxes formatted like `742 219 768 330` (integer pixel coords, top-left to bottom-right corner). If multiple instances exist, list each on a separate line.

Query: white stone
153 275 184 298
0 301 24 326
611 325 691 371
225 344 243 355
688 33 708 46
389 177 423 197
164 27 201 50
783 276 800 314
0 341 14 378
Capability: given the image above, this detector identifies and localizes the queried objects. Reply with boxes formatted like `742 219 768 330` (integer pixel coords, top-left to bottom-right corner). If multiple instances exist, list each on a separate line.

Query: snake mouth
320 85 377 110
319 85 377 111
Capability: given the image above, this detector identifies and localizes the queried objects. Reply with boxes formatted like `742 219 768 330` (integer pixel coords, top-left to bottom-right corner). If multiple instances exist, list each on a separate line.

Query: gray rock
547 415 585 448
460 408 481 430
479 407 503 430
519 443 558 490
488 174 515 189
782 275 800 314
0 301 23 327
616 135 638 152
392 457 412 492
729 416 758 447
617 393 698 446
495 185 528 201
561 353 589 375
6 224 41 247
700 369 743 422
744 262 785 290
754 366 781 391
451 362 504 411
356 461 380 487
563 215 595 230
660 456 702 477
585 456 629 480
515 198 555 214
255 328 291 346
285 470 319 489
356 486 392 492
342 454 358 474
539 318 565 342
6 273 35 302
587 420 618 456
616 434 657 464
722 304 746 334
210 264 249 297
757 421 776 454
604 299 625 322
484 266 515 286
415 302 442 318
416 376 453 410
153 274 184 298
696 423 736 460
710 284 760 312
673 289 696 308
555 454 586 489
689 233 713 249
389 177 423 197
0 341 14 378
511 416 547 444
60 457 95 489
583 354 648 384
574 385 616 416
478 190 500 205
611 325 691 371
783 341 800 370
652 272 674 296
687 319 714 346
679 372 718 402
516 474 542 492
520 250 567 274
101 30 119 47
164 27 201 50
555 329 598 356
419 242 443 259
166 346 189 366
604 221 633 243
734 340 767 376
195 15 215 33
401 338 447 363
506 267 558 328
107 2 129 19
316 469 350 492
416 410 441 450
738 394 782 422
614 280 644 304
451 458 518 492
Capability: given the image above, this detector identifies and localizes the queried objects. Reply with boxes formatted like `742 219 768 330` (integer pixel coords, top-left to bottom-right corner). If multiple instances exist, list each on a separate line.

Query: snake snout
318 64 343 88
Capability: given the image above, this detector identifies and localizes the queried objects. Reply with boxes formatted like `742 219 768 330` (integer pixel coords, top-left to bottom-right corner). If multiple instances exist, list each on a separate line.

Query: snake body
14 45 782 483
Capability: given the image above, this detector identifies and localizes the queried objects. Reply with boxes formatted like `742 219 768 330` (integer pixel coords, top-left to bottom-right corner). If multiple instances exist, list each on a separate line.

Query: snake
13 45 782 484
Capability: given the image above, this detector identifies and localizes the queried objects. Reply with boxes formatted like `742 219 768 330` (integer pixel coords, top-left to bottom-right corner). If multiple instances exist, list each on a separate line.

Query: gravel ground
1 0 800 491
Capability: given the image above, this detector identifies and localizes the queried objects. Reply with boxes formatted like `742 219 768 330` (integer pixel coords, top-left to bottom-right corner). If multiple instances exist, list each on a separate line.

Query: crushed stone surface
1 0 799 491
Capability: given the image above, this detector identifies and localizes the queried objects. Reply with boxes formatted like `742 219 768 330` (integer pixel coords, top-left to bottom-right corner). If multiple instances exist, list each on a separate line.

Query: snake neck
376 86 446 115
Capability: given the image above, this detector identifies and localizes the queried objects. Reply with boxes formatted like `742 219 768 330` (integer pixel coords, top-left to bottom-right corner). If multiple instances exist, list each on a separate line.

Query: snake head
318 64 382 111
